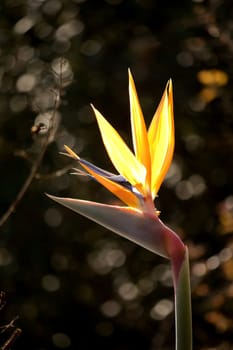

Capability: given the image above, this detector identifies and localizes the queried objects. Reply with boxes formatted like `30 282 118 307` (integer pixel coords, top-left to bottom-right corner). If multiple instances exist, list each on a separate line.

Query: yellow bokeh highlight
197 69 228 86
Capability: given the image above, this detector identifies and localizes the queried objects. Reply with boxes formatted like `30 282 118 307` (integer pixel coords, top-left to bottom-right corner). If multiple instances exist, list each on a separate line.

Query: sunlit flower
48 70 185 280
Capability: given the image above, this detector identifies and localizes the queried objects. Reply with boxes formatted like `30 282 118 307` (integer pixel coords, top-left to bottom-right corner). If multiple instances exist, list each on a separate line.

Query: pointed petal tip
46 193 66 207
166 78 173 91
128 68 133 79
46 193 58 201
46 193 87 210
46 193 78 207
128 69 136 88
91 104 101 118
91 104 104 122
63 145 80 160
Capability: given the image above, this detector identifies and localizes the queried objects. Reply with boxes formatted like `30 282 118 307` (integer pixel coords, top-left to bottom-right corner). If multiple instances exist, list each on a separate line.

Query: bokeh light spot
14 16 35 34
219 248 232 262
192 262 207 277
175 180 194 200
206 255 220 270
0 248 13 266
118 282 139 301
55 20 84 41
52 333 71 348
16 74 37 92
176 51 194 67
197 69 228 86
18 45 35 62
51 57 73 86
184 134 204 153
42 0 63 16
165 161 182 187
51 253 69 271
100 299 122 317
81 40 102 56
9 95 28 112
42 274 61 292
189 174 206 196
87 246 126 274
188 96 206 112
150 299 173 320
137 277 154 295
44 207 63 227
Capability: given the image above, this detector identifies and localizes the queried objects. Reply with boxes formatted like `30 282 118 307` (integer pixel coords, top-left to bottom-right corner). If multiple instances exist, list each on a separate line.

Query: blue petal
76 157 144 199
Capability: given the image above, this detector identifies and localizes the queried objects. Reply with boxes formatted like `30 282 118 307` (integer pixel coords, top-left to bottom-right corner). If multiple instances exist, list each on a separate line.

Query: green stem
172 246 192 350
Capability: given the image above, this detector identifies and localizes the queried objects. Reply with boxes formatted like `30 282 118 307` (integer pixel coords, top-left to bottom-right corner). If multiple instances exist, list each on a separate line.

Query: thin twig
0 136 50 227
0 328 22 350
0 316 19 334
34 165 72 180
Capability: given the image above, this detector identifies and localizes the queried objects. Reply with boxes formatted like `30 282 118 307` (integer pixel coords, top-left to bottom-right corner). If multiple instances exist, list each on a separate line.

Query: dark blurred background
0 0 233 349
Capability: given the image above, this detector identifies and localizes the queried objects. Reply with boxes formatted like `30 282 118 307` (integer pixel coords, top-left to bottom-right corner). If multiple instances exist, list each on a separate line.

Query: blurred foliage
0 0 233 349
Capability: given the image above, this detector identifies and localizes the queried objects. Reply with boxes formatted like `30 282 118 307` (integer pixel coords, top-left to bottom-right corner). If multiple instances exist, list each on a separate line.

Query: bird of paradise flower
48 70 192 350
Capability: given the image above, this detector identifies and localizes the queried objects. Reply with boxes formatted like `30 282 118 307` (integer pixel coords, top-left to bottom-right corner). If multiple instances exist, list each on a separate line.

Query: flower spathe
48 70 185 282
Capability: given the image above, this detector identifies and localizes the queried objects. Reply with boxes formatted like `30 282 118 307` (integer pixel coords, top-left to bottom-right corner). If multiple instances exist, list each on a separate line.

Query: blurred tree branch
0 292 21 350
0 59 67 228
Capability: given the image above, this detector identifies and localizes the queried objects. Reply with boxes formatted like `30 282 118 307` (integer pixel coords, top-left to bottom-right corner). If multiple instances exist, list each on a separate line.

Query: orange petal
148 80 174 197
128 69 151 190
79 159 140 208
91 105 146 193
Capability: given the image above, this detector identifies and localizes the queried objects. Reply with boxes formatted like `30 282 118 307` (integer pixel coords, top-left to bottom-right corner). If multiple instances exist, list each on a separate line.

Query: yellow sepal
128 69 151 191
148 80 174 198
92 104 146 194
